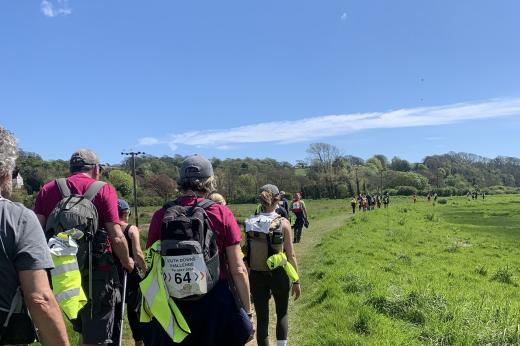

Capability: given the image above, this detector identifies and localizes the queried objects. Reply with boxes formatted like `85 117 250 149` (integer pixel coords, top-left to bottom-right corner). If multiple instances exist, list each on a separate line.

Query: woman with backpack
143 155 254 346
245 184 301 346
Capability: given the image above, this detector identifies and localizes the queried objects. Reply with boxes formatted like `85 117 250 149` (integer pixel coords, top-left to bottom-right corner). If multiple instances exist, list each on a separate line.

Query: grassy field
290 195 520 345
43 195 520 345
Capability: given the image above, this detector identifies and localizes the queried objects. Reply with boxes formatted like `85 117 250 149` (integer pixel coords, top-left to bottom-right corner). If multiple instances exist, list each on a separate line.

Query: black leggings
250 268 290 346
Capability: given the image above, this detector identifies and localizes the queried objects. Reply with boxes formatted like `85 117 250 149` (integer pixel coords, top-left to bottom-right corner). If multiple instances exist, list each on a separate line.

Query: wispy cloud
137 98 520 151
41 0 72 18
341 12 347 21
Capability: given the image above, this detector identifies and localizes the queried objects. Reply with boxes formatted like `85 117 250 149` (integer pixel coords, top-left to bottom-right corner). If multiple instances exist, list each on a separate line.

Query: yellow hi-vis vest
140 241 190 343
48 233 87 320
266 252 299 283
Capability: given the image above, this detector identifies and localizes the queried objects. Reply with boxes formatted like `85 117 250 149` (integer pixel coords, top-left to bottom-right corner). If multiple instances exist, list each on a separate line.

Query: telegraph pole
121 151 145 226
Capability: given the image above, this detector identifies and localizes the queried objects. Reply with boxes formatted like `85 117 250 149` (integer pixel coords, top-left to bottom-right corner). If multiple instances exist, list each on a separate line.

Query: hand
246 318 256 343
123 257 135 273
292 282 301 300
136 256 147 273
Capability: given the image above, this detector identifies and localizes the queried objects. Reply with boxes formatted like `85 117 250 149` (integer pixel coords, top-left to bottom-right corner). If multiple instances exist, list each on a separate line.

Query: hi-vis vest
48 232 87 320
140 241 190 343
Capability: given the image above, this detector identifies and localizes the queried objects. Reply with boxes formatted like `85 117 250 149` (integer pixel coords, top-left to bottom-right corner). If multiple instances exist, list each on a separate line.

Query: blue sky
1 0 519 164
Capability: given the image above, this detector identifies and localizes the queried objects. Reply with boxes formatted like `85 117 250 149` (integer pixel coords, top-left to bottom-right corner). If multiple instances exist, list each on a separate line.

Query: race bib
292 202 301 210
163 254 208 298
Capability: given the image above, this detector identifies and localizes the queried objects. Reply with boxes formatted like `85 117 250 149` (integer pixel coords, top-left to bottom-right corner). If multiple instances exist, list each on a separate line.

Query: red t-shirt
34 173 120 226
146 196 242 279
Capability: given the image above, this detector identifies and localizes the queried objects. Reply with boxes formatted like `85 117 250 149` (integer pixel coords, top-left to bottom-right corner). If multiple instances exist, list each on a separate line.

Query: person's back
144 155 254 346
34 149 133 346
0 126 69 346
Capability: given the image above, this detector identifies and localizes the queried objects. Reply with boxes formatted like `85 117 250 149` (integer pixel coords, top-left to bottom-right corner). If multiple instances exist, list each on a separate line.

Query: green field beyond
290 195 520 345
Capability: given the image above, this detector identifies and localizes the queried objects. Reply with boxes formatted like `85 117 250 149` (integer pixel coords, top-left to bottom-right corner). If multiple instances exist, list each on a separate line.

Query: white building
12 173 24 189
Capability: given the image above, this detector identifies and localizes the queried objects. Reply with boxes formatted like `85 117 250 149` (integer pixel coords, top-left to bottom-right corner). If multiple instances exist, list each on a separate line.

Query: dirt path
248 211 352 345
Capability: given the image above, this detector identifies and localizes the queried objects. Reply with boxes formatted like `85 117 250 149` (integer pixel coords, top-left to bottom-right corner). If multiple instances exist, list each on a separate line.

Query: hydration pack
245 214 284 271
160 199 220 300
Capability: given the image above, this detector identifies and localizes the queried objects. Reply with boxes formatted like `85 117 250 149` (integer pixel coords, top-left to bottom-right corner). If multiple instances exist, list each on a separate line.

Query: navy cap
117 198 130 213
180 155 214 180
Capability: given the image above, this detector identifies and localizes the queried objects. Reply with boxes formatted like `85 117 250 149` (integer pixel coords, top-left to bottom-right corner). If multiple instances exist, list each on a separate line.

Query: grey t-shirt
0 197 54 309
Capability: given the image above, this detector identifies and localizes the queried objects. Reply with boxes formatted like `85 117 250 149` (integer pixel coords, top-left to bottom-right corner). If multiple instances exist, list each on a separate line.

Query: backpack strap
197 199 215 209
83 181 106 201
56 178 71 198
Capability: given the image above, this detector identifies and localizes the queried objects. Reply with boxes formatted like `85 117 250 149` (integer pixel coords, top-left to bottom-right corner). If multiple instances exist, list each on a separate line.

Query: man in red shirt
34 149 134 346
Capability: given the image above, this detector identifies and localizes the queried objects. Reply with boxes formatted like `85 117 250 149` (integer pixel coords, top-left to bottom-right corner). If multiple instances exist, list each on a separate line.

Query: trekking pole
88 236 93 318
118 271 128 346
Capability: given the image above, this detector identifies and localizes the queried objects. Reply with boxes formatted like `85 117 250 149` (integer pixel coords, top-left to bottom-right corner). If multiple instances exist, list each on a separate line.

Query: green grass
290 195 520 345
46 195 520 345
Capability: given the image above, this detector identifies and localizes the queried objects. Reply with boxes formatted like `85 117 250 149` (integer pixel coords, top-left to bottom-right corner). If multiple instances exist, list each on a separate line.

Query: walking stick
118 271 128 346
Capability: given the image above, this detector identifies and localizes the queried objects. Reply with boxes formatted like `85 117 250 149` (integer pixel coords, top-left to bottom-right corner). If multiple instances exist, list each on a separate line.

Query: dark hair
70 164 95 174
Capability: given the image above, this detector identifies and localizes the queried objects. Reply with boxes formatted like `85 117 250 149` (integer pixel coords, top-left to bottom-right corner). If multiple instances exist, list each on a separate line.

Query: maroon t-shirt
34 173 120 226
147 196 242 279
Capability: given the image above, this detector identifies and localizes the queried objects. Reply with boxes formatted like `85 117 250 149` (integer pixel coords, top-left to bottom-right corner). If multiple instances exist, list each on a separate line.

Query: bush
395 186 417 196
437 198 448 205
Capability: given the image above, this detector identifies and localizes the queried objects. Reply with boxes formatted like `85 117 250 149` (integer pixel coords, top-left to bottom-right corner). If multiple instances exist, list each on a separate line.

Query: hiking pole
118 271 128 346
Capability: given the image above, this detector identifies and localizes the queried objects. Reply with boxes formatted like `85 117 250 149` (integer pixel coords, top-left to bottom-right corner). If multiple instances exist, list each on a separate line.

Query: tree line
10 143 520 207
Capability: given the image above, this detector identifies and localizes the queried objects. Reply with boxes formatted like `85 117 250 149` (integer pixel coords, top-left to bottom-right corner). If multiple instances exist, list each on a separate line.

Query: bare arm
225 244 252 314
282 219 298 273
105 222 134 272
19 270 70 346
129 225 146 271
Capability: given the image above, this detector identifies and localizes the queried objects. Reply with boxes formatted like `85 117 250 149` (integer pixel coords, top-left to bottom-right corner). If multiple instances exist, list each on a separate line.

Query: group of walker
350 192 390 213
0 125 302 346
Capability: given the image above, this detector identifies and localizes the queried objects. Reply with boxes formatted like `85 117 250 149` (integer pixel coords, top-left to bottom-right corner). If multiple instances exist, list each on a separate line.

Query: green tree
107 169 133 198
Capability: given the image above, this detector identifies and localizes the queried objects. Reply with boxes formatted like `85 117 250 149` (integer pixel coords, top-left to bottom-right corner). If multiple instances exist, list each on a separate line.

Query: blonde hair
0 127 17 179
259 190 280 209
208 192 226 205
179 175 217 195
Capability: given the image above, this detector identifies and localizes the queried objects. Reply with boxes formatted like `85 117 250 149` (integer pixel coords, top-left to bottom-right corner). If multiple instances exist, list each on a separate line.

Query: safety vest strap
55 288 82 303
51 261 79 276
140 248 190 342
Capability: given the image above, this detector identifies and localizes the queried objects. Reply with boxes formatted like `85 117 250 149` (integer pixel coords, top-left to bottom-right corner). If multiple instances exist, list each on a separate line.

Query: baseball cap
259 184 280 196
279 190 286 196
70 149 99 168
180 155 214 180
117 198 130 213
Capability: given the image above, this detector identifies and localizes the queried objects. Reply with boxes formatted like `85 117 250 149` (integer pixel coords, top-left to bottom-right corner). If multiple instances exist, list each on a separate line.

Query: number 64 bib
162 254 208 299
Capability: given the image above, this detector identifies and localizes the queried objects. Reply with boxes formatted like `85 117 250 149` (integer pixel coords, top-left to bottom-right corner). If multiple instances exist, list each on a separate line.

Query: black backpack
160 199 219 300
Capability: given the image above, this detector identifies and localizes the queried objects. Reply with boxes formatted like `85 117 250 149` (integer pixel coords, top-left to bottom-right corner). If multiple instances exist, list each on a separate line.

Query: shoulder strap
124 224 132 235
83 181 106 201
197 199 215 209
56 178 71 198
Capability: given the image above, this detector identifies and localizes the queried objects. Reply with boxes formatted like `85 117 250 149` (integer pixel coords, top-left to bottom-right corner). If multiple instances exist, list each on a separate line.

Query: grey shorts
72 269 121 344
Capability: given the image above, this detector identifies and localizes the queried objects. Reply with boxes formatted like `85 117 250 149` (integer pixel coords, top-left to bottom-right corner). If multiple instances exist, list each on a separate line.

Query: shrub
395 186 417 196
437 198 448 205
491 267 517 286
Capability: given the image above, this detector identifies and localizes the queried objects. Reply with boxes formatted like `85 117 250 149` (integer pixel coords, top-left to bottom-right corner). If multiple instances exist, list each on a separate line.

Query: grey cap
70 149 99 168
180 155 214 180
259 184 280 196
